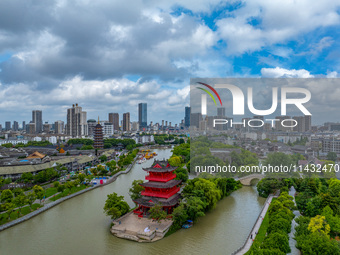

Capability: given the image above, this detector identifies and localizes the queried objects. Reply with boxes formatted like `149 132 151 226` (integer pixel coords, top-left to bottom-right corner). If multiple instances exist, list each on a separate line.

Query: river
0 149 266 255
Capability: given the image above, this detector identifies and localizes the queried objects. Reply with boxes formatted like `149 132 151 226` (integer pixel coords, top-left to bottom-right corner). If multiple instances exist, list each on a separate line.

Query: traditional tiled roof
26 151 46 159
142 159 177 172
140 179 181 189
133 193 181 207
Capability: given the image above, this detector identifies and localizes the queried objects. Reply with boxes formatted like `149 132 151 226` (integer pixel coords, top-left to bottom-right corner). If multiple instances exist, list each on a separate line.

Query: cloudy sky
1 0 340 126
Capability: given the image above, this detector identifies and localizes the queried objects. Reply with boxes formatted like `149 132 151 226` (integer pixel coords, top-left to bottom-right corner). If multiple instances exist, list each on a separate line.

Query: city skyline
1 2 340 124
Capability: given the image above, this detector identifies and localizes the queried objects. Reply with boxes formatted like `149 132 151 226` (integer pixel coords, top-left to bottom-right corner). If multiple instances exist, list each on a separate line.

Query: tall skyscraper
108 113 119 131
87 119 96 136
22 121 26 130
54 120 65 134
5 121 11 131
190 113 202 128
43 122 51 133
305 115 311 131
66 104 88 137
185 107 191 127
13 121 19 131
123 112 130 131
138 103 147 130
217 107 225 117
27 123 36 134
32 110 43 133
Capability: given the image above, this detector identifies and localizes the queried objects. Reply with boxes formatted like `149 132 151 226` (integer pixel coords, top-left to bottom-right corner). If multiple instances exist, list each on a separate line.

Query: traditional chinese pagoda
133 159 181 217
93 117 104 149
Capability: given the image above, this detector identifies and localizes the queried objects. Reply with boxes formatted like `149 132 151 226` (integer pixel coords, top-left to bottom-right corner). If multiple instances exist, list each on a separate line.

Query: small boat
182 220 193 229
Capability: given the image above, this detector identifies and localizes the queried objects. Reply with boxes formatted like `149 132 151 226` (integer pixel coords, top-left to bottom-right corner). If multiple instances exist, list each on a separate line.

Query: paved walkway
287 187 301 255
232 194 276 255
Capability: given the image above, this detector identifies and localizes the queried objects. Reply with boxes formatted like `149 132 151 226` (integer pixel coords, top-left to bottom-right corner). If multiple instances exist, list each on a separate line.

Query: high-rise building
190 113 202 128
32 110 43 133
22 121 26 130
0 124 2 131
305 115 311 132
102 122 114 136
27 123 36 134
275 116 293 131
185 107 191 127
138 103 147 130
5 121 11 131
87 119 96 136
66 104 88 137
108 113 119 131
123 112 130 131
217 107 225 117
94 119 104 149
13 121 19 131
54 120 65 134
43 122 51 133
132 121 139 131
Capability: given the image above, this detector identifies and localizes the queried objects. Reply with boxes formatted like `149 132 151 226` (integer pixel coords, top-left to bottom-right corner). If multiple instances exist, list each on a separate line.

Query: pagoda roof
134 193 181 207
142 159 177 172
140 179 181 189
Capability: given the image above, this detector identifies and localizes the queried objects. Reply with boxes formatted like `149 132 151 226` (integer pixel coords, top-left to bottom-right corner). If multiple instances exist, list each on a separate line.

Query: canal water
0 149 265 255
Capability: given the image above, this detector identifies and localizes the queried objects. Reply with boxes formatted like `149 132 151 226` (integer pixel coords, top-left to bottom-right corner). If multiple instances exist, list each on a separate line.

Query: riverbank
0 149 267 255
232 191 279 255
0 156 139 232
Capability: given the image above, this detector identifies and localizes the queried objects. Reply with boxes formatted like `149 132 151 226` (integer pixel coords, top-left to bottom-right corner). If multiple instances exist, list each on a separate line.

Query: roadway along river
0 148 265 255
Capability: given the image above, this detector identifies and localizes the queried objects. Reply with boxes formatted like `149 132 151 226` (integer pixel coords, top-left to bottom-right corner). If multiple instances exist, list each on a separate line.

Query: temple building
133 159 181 217
93 117 104 149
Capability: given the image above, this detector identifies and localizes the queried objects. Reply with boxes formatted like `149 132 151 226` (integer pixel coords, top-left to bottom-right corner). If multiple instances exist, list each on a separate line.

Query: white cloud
261 67 314 78
217 0 340 55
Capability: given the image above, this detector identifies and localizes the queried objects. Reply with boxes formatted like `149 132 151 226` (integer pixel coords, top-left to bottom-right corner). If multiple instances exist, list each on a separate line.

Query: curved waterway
0 149 265 255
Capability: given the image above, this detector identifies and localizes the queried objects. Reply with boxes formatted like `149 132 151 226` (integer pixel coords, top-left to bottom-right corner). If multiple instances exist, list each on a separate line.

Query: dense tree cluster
249 192 295 254
103 193 130 219
169 177 241 232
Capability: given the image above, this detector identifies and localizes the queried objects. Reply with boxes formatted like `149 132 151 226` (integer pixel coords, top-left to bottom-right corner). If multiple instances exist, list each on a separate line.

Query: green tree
267 217 291 234
262 232 291 253
300 232 340 255
1 189 13 203
149 203 167 223
13 193 27 216
21 172 33 183
4 202 15 221
174 167 188 182
257 178 282 198
327 152 337 162
169 156 182 167
33 185 44 204
26 192 36 211
171 203 188 229
129 180 145 200
308 215 330 236
103 193 130 219
99 155 108 162
53 181 60 188
78 173 86 183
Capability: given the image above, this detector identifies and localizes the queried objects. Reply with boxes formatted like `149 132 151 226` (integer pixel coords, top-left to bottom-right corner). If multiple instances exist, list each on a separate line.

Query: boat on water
137 158 146 164
182 220 193 229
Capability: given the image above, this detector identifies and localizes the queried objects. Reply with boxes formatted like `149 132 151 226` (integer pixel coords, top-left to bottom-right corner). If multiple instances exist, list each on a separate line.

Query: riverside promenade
232 192 279 255
0 156 138 232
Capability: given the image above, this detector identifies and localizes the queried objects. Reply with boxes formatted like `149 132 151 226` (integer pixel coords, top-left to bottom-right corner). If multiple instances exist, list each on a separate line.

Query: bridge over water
236 174 265 186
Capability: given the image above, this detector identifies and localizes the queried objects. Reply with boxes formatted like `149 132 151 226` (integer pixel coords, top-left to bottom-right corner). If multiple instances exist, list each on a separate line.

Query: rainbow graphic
196 82 223 106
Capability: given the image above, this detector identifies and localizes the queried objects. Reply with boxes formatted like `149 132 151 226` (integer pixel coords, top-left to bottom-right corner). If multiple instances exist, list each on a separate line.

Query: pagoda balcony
141 187 180 199
145 174 176 182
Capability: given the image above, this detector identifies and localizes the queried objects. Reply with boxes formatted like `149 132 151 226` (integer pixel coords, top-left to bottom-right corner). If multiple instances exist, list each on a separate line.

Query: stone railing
231 190 280 255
